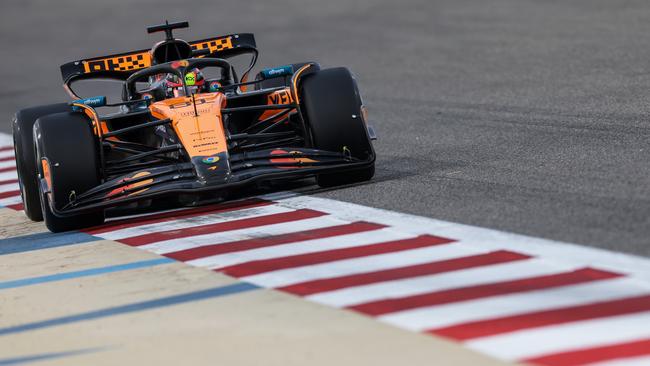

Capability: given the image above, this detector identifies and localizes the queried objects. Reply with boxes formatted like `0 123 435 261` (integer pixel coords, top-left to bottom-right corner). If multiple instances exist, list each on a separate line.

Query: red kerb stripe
0 179 18 186
166 221 386 261
0 190 20 199
280 250 531 296
0 147 13 152
221 235 455 278
120 208 327 246
433 293 650 341
524 338 650 366
349 268 622 316
0 156 15 162
6 203 23 211
0 166 16 173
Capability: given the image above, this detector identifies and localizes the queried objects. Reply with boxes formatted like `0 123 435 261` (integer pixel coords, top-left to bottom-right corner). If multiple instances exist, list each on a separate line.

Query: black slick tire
34 112 105 232
12 103 70 221
300 67 375 187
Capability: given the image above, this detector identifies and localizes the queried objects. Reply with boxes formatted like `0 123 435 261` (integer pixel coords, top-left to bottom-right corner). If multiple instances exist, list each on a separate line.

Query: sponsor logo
202 156 220 164
185 72 196 86
73 96 106 108
267 90 293 105
209 81 221 92
261 65 294 79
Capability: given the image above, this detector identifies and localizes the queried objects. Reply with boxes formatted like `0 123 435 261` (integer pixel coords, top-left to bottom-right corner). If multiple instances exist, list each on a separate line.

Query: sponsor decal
202 156 220 164
72 96 106 109
261 65 294 79
185 72 196 86
267 90 293 105
209 81 221 92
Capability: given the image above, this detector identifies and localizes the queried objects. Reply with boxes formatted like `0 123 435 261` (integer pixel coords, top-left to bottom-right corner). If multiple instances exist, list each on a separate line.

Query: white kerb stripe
466 311 650 361
0 150 15 159
588 355 650 366
266 193 650 282
307 258 579 308
0 182 19 194
240 242 487 288
0 135 12 146
141 216 348 254
188 227 414 269
0 160 16 170
379 277 650 332
0 195 22 206
0 171 17 182
97 204 293 240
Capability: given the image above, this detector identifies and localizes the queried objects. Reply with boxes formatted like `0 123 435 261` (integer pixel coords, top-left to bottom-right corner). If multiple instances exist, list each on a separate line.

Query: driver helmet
164 68 205 98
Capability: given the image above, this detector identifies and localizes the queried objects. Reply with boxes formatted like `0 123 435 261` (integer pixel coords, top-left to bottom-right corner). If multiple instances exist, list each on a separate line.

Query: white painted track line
97 204 294 241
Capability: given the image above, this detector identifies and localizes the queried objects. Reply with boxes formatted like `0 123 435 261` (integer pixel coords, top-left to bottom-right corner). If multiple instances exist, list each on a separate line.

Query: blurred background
1 0 649 254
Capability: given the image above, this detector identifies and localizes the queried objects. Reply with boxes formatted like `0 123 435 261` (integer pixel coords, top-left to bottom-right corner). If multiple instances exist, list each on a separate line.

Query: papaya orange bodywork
258 88 294 121
41 158 52 192
149 92 227 158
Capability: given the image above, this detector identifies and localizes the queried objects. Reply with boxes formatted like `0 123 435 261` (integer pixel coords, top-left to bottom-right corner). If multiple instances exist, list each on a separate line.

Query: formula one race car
12 21 376 232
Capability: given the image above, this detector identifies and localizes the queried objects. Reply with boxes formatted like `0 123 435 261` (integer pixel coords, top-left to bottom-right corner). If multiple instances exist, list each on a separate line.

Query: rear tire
34 112 105 232
300 67 375 187
12 103 71 221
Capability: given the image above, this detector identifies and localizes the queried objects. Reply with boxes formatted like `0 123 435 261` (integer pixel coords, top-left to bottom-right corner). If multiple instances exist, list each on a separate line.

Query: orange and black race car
12 21 376 232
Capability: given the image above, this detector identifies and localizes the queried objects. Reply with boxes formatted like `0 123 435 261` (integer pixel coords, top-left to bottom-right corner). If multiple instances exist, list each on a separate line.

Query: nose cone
192 152 231 184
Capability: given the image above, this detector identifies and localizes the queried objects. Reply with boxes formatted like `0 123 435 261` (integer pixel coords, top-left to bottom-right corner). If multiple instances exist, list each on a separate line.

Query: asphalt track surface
1 0 649 256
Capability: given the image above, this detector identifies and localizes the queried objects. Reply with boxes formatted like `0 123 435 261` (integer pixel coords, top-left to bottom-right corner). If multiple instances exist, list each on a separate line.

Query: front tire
12 103 71 221
34 112 105 232
300 67 375 187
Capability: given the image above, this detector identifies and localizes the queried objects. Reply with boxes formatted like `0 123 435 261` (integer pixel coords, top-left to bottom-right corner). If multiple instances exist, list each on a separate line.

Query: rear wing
60 33 257 84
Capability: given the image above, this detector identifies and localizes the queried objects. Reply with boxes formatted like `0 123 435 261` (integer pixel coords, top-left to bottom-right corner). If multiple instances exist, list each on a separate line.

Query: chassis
12 21 376 232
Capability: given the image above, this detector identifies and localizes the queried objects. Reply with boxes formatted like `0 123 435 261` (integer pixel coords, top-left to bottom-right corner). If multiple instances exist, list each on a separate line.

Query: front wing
42 147 374 217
